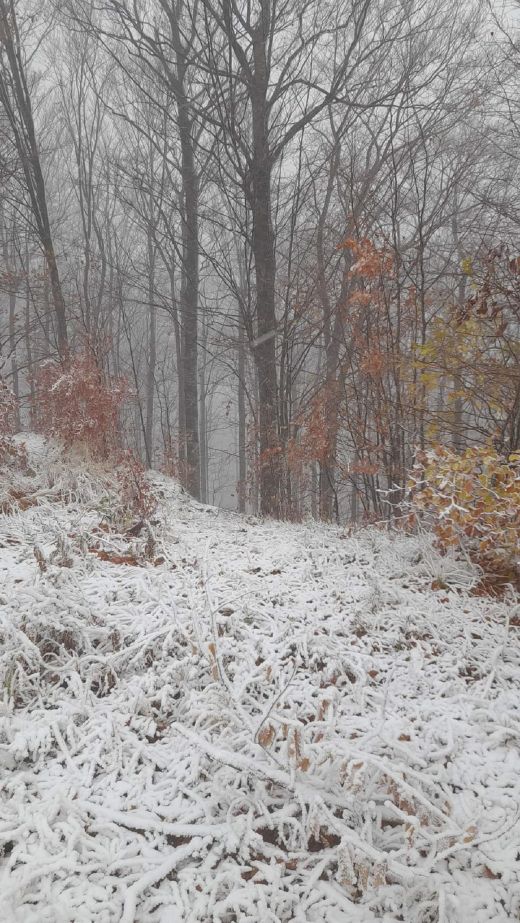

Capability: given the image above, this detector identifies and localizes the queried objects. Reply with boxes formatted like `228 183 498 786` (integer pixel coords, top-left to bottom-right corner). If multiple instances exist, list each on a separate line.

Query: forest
0 0 518 531
0 1 520 921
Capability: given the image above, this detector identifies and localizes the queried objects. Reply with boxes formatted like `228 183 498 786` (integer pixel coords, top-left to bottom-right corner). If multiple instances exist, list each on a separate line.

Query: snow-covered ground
0 437 519 922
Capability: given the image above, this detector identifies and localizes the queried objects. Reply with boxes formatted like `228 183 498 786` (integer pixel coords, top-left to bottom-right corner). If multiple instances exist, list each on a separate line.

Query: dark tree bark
249 4 279 516
177 87 200 499
145 222 156 467
0 0 68 355
237 318 247 513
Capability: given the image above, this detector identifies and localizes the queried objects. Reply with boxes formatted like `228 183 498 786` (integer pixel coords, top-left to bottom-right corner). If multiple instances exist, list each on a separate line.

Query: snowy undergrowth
0 437 519 923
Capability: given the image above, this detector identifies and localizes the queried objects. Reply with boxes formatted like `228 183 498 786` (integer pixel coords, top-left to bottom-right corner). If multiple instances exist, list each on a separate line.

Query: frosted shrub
34 351 127 460
34 352 158 521
409 445 520 587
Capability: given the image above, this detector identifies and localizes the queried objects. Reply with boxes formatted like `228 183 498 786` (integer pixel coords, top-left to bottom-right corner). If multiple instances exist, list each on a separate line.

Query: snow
0 436 519 922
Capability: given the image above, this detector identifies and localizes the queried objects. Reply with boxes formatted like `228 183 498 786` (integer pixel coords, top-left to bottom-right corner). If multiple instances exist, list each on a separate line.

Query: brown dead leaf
316 699 330 722
482 865 501 879
258 723 276 748
90 548 140 566
207 642 219 681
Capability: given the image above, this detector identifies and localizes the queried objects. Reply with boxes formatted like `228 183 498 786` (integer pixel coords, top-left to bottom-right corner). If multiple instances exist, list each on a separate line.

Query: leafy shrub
34 353 158 523
409 445 520 584
34 351 127 460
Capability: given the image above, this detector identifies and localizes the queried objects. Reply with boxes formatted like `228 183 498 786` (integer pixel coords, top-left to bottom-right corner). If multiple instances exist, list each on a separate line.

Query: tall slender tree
0 0 68 354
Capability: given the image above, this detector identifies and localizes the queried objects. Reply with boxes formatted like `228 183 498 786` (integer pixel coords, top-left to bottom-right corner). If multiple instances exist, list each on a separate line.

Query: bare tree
0 0 68 354
197 0 463 516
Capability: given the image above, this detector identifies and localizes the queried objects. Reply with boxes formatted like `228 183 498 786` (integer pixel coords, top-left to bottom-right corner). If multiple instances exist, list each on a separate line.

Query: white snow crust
0 436 518 922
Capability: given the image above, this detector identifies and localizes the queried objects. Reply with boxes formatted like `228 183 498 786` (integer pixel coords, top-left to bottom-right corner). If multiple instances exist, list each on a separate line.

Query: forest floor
0 436 519 923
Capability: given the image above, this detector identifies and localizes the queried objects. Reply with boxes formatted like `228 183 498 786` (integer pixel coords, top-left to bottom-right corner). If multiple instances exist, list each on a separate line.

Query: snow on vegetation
0 437 518 923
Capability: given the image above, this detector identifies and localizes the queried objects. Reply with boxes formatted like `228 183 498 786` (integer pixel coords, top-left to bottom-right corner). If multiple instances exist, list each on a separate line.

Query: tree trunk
169 267 187 483
199 305 208 503
178 96 200 500
45 241 68 357
9 285 19 429
145 226 156 467
24 238 35 425
238 318 247 513
310 462 318 519
0 0 68 355
452 188 466 452
250 11 280 517
1 211 20 428
316 145 342 522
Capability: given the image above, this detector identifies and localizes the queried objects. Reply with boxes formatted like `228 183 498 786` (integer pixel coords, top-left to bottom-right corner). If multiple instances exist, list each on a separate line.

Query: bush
34 352 158 523
409 445 520 585
117 450 158 521
34 351 127 460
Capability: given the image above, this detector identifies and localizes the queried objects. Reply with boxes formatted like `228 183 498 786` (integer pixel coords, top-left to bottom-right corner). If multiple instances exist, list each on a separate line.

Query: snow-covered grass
0 436 519 922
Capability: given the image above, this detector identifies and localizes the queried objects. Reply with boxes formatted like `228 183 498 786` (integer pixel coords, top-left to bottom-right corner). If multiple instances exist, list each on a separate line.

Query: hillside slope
0 438 518 922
